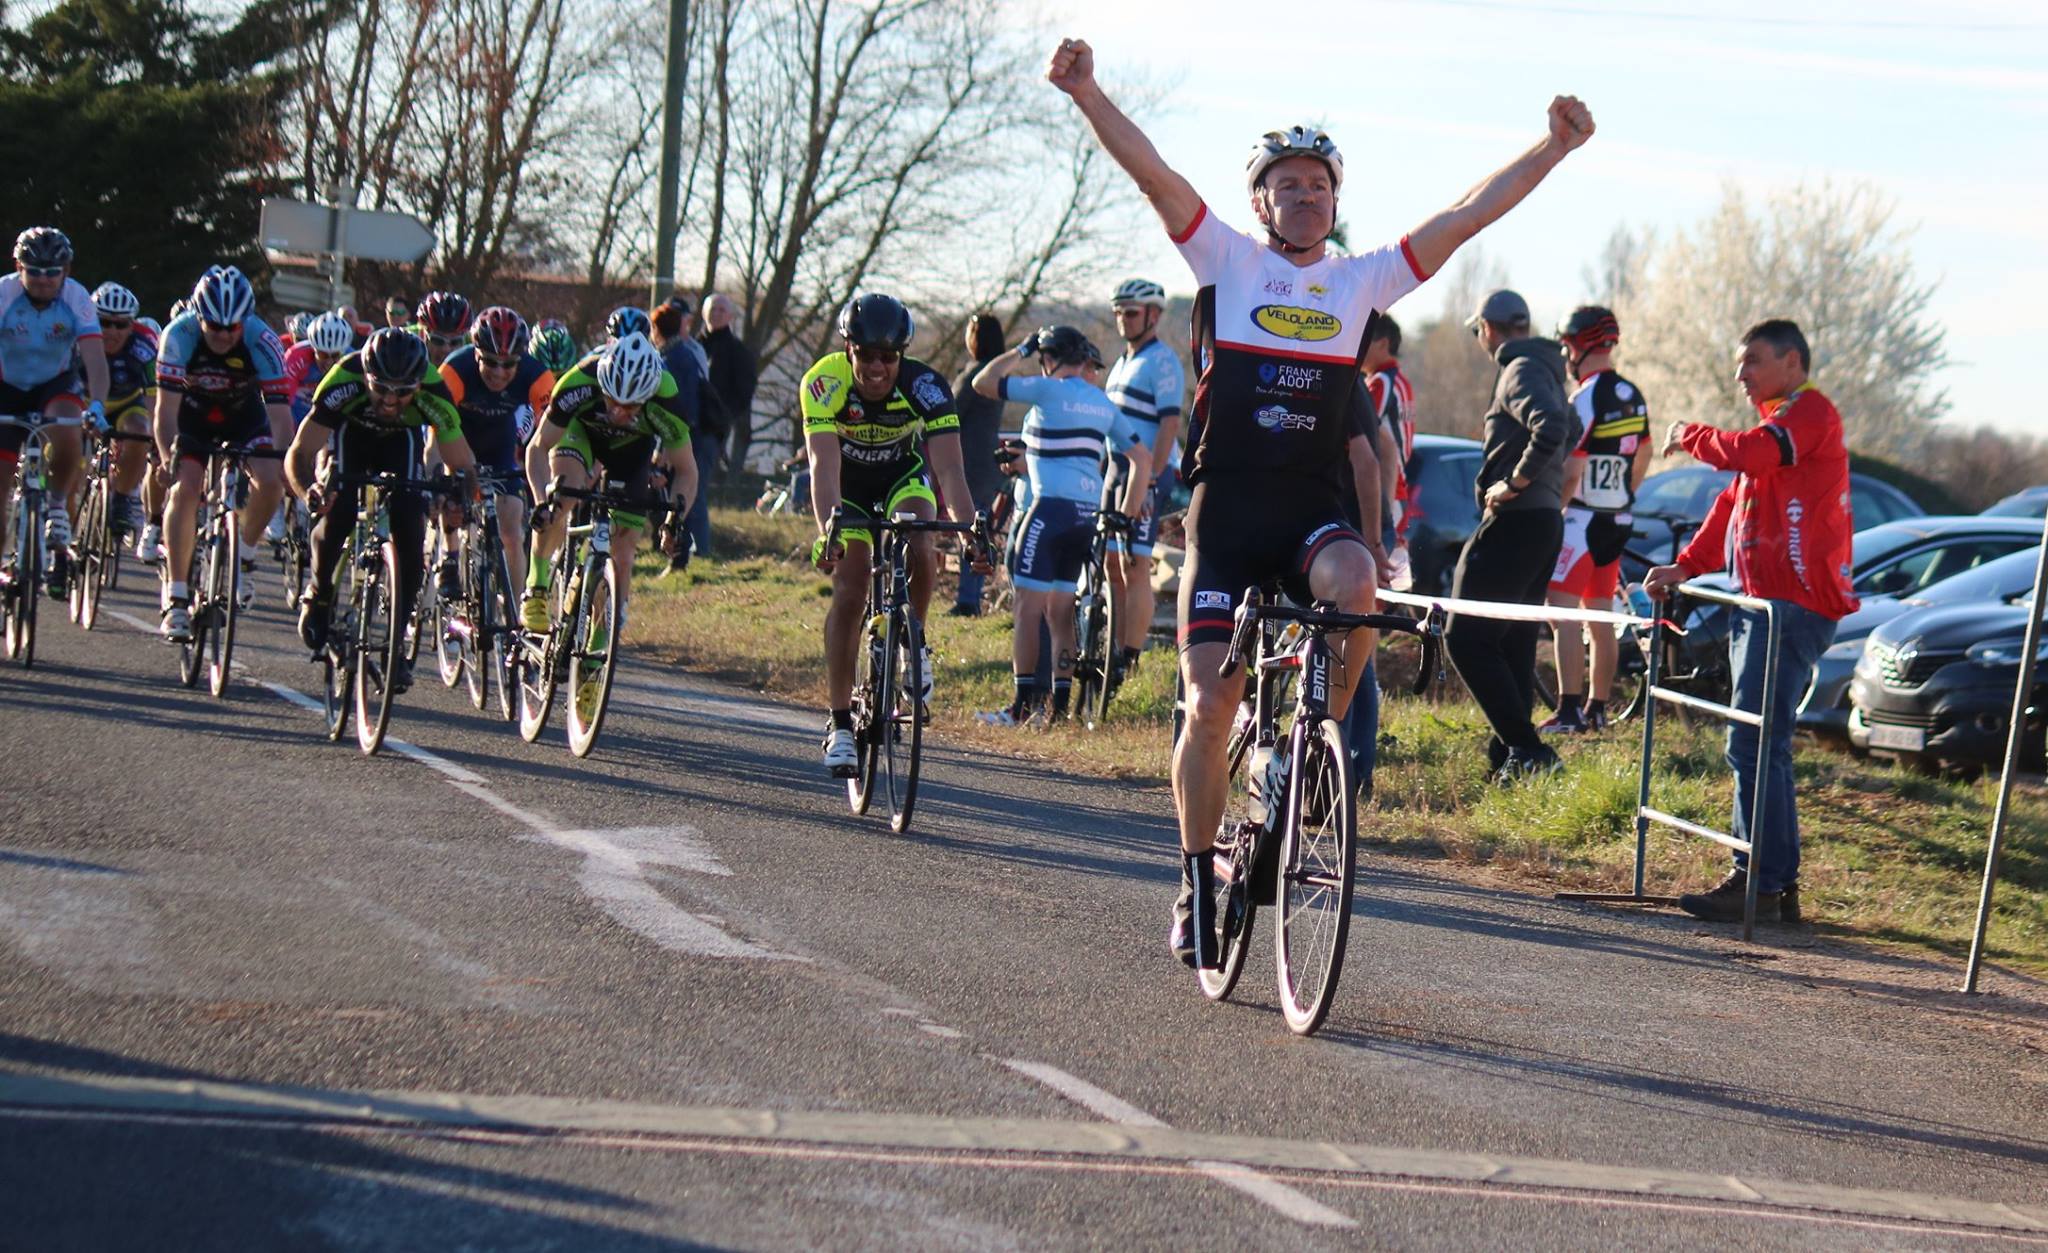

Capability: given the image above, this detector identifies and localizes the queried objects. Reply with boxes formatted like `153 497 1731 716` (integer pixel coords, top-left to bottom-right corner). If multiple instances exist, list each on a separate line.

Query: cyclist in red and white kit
1047 36 1594 969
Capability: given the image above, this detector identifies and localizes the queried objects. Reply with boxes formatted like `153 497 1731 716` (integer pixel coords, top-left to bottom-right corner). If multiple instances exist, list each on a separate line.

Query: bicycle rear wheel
282 507 309 610
565 556 621 758
1197 719 1262 1002
882 607 923 833
178 539 209 689
1074 580 1110 729
354 548 401 755
1273 717 1358 1037
461 535 488 710
70 477 104 627
846 607 882 815
490 547 518 723
516 558 565 744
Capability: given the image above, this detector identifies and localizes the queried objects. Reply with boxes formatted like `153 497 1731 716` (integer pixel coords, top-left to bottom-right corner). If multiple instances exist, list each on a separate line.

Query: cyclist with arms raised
804 294 983 777
152 265 291 639
1047 36 1594 969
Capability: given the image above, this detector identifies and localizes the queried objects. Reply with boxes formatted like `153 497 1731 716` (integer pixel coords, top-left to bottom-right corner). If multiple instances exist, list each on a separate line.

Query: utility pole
325 183 358 310
652 0 691 310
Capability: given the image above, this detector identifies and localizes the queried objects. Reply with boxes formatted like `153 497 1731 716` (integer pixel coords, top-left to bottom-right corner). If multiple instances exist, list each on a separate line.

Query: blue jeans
683 435 720 559
1726 602 1836 893
955 568 985 610
1345 657 1379 791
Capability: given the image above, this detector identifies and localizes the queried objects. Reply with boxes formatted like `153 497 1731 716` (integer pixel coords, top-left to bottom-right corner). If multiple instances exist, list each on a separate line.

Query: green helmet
532 324 579 373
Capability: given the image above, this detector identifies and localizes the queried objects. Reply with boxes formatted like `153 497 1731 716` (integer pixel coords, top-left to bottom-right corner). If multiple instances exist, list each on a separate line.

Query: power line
1408 0 2048 33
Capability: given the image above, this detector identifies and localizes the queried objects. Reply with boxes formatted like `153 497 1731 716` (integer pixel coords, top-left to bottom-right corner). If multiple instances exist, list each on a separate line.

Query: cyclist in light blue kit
971 324 1151 725
1101 277 1184 680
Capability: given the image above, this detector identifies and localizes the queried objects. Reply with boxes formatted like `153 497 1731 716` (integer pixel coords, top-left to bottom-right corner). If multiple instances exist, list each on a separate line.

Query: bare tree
1611 181 1949 457
1405 248 1511 440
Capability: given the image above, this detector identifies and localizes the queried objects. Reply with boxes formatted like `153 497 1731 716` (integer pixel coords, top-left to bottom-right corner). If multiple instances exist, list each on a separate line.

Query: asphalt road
2 566 2046 1251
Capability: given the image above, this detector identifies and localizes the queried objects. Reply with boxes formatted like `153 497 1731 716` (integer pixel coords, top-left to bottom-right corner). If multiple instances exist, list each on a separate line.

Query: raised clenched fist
1548 95 1595 152
1046 37 1095 96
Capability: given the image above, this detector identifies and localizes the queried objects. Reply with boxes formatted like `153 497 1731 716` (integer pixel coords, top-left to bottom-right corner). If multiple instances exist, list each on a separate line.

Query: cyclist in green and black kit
521 332 695 641
286 328 476 692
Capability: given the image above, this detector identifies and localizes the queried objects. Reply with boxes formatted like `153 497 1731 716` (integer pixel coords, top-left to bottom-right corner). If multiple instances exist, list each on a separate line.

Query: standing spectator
651 300 709 572
1646 319 1854 925
1100 278 1184 678
1363 317 1413 558
700 293 759 475
948 313 1009 616
1541 305 1650 734
383 296 411 329
1446 288 1575 782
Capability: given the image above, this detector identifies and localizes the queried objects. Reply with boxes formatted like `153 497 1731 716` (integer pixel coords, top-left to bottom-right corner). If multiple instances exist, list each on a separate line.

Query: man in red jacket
1645 319 1855 924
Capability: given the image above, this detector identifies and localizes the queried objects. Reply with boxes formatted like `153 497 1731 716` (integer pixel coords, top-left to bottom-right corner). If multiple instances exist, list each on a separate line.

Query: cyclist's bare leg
1012 587 1050 675
0 467 15 556
162 456 207 593
1174 643 1249 855
608 523 641 615
112 411 151 495
1305 537 1378 722
1583 600 1616 702
239 458 284 550
43 411 84 516
1546 588 1586 699
528 453 590 575
1119 552 1155 651
823 540 874 709
1047 589 1078 679
901 497 939 621
496 493 527 582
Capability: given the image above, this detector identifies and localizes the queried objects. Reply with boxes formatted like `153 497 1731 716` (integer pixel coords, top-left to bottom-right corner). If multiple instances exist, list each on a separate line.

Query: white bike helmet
1245 125 1344 194
307 312 355 355
191 265 256 325
596 332 663 406
91 282 141 318
1111 278 1166 310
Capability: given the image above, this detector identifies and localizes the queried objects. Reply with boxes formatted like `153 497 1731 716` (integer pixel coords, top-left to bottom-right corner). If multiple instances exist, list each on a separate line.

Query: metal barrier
1558 583 1783 941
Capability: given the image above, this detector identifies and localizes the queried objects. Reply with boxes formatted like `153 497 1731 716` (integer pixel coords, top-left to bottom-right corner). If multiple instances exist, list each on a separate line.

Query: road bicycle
68 426 152 632
1072 508 1133 730
0 413 68 667
314 470 460 754
275 495 312 611
174 441 283 697
1198 585 1443 1035
437 472 522 722
516 481 674 757
826 506 989 833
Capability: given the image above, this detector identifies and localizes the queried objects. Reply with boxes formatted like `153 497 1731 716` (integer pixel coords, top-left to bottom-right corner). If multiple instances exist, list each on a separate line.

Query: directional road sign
271 273 351 310
259 197 436 264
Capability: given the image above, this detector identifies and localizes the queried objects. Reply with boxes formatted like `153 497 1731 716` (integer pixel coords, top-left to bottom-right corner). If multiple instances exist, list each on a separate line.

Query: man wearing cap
1451 288 1576 782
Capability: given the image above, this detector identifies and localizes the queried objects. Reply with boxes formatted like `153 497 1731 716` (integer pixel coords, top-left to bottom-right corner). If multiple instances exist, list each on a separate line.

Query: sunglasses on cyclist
367 377 418 398
19 264 64 279
849 346 900 365
479 354 520 370
99 317 133 330
200 319 241 336
428 333 464 349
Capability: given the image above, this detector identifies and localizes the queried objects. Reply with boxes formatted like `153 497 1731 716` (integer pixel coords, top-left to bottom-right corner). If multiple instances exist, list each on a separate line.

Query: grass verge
628 507 2048 974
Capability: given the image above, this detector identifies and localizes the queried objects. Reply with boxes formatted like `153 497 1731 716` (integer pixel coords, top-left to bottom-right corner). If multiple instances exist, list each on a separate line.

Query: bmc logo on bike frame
1251 304 1341 342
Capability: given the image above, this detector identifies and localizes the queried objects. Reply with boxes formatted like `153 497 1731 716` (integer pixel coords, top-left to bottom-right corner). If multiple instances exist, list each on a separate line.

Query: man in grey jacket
1448 288 1576 781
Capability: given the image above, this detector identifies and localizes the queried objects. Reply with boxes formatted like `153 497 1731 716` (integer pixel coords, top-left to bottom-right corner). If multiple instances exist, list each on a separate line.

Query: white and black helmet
191 264 255 325
307 312 355 355
1245 125 1343 194
597 332 663 406
91 282 140 318
1111 278 1166 310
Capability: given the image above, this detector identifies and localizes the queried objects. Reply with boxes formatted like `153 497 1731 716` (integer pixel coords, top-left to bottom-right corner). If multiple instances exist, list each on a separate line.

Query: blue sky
1049 0 2046 437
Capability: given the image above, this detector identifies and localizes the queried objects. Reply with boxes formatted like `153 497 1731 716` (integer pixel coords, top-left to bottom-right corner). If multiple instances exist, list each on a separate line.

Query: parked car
1848 596 2048 776
1624 466 1926 577
1981 486 2048 518
1803 543 2041 738
1401 433 1483 596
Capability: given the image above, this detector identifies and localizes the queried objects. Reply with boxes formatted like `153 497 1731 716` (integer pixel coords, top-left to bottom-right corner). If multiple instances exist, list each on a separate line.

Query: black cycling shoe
297 593 331 651
389 655 414 696
435 557 461 600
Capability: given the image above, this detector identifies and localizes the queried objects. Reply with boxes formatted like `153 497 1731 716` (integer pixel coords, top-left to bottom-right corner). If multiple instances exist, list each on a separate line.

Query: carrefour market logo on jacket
1251 304 1341 342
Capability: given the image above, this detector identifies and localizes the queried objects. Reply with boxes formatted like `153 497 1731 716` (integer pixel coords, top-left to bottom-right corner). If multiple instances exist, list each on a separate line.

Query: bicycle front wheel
461 536 487 710
207 520 241 698
70 478 103 628
1273 717 1358 1037
322 579 355 742
882 607 924 833
177 541 209 689
846 607 882 815
1196 721 1262 1003
565 556 621 758
4 498 40 667
490 546 518 723
354 548 401 755
1074 583 1109 730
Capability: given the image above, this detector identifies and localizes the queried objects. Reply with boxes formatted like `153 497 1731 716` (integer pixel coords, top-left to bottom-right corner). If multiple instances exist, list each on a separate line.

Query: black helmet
362 327 429 386
605 305 651 342
14 226 73 269
1558 305 1620 356
1033 324 1091 367
837 293 913 352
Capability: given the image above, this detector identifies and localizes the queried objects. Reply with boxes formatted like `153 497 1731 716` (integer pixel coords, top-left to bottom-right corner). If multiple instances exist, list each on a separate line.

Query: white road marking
13 1072 2046 1238
999 1059 1355 1228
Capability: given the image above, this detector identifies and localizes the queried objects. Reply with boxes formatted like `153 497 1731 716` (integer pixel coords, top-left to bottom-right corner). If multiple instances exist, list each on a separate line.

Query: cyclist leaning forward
88 282 157 543
803 294 985 778
287 327 476 694
520 331 695 655
1047 36 1595 968
438 306 555 597
153 266 292 640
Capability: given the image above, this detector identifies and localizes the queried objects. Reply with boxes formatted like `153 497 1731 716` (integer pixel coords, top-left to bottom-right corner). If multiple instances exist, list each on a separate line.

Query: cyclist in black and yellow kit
521 332 695 648
89 282 156 539
802 294 982 776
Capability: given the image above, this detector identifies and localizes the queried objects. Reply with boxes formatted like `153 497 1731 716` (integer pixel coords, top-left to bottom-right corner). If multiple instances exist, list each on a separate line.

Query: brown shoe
1677 870 1783 923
